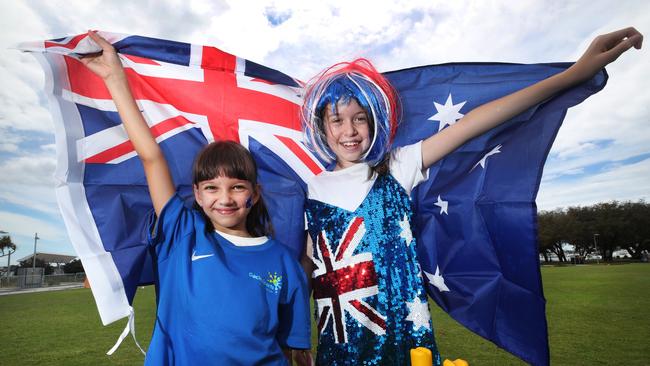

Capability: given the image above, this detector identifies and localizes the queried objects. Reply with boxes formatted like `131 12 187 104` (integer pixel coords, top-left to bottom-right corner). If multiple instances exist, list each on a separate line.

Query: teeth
342 142 359 147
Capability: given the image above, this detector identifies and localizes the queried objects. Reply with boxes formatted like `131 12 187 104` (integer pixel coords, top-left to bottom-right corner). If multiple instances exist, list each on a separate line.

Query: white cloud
0 211 65 242
538 158 650 210
0 153 57 186
0 149 60 216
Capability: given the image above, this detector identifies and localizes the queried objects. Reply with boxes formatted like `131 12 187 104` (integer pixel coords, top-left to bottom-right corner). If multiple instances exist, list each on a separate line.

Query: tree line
537 200 650 262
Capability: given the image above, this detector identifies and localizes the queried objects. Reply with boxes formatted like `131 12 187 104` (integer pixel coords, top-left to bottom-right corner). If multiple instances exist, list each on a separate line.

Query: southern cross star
428 93 466 131
472 144 502 170
424 266 450 292
434 195 448 215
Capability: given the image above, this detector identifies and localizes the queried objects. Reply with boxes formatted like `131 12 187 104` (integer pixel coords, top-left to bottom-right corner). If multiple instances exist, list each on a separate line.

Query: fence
0 271 85 289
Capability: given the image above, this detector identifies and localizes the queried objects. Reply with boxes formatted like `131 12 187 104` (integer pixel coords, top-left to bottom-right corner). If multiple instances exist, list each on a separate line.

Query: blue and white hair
301 59 400 168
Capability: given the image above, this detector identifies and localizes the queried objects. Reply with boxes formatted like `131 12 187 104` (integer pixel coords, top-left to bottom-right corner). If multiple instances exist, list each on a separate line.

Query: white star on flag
428 93 466 131
398 214 413 246
472 144 502 170
434 195 448 215
405 296 432 331
424 266 450 292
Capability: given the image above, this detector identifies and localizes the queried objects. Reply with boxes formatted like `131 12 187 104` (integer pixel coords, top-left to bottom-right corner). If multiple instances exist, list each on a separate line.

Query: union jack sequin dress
306 170 441 366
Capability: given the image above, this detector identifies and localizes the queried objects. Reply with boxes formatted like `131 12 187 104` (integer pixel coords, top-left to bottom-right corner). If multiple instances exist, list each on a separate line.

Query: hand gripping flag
22 33 606 366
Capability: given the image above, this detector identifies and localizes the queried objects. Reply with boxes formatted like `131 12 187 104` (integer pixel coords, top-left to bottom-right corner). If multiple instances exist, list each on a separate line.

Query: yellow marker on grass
443 358 469 366
410 347 469 366
410 347 432 366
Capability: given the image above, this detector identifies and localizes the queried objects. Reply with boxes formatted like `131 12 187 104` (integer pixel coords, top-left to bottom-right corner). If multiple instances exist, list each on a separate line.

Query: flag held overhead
23 32 606 366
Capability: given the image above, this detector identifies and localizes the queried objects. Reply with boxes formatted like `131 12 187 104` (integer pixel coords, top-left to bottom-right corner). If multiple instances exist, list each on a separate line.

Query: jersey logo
191 250 215 261
249 272 283 294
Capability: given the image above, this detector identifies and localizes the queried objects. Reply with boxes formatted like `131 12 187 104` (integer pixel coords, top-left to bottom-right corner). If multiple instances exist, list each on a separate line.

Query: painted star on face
428 93 466 131
405 296 432 331
434 195 448 215
424 266 450 292
399 214 413 246
472 144 502 170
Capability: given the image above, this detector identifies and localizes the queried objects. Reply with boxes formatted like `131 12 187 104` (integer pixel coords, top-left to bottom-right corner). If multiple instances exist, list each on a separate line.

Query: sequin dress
305 143 441 366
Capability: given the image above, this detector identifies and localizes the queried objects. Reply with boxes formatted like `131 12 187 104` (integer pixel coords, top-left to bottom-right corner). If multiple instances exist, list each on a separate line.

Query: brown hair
192 141 274 237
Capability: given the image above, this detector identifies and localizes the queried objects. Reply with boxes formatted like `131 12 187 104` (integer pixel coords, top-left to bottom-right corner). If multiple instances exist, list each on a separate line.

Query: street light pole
32 232 39 272
593 233 600 264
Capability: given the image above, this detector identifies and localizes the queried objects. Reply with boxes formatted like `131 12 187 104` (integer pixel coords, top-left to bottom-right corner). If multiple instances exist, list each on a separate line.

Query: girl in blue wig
301 28 642 366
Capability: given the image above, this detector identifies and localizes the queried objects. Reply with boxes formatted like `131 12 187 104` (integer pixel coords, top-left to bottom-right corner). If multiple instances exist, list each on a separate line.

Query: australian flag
22 32 606 366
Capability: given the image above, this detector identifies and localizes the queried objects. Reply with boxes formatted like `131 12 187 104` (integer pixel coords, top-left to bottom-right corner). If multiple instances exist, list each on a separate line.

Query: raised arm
421 27 643 169
81 31 175 215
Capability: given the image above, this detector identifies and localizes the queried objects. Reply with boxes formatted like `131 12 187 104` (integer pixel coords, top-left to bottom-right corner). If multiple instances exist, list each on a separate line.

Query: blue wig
302 59 400 168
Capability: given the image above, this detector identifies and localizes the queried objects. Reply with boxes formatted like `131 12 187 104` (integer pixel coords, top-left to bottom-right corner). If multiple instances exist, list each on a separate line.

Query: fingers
86 30 114 52
590 26 643 65
602 27 643 50
603 35 638 63
630 33 643 50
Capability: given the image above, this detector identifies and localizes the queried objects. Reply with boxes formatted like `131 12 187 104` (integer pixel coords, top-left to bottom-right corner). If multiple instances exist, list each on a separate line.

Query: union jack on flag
23 31 608 366
21 32 324 327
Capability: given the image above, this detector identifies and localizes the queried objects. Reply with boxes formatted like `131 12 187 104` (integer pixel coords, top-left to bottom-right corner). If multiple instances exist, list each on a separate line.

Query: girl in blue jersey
81 31 312 366
300 28 642 365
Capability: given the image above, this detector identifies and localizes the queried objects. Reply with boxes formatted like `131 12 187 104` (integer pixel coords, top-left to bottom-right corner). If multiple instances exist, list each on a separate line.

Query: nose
341 119 358 136
216 190 235 206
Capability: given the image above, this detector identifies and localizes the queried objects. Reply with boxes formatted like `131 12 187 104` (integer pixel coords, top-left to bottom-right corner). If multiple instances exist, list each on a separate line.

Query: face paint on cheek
245 196 253 208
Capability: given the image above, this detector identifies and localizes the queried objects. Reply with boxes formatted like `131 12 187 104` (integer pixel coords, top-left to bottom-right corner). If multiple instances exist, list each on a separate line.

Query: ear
193 184 201 205
252 184 262 205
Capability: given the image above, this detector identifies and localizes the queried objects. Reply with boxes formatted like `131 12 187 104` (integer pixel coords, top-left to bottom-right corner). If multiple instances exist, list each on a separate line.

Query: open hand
572 27 643 81
79 31 126 82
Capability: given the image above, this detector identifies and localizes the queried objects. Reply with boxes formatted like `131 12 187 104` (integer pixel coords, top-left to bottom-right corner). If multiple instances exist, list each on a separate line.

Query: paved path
0 283 84 296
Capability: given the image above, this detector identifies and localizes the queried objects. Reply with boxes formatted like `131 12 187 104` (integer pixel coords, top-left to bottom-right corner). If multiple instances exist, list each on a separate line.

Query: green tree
0 235 16 257
538 209 569 262
63 259 84 274
539 200 650 262
565 206 596 258
618 201 650 259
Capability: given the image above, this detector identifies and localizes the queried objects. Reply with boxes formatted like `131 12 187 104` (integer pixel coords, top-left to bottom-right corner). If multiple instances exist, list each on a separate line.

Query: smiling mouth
341 141 361 148
215 207 239 215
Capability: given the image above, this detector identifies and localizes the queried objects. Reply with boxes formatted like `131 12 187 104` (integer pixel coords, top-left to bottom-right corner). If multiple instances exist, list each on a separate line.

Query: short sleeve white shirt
306 141 429 212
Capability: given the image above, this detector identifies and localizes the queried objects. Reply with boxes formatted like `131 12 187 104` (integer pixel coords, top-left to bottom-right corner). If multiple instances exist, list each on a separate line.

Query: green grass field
1 264 649 365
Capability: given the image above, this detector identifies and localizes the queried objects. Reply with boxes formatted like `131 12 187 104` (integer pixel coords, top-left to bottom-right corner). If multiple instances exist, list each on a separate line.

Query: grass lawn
1 263 648 365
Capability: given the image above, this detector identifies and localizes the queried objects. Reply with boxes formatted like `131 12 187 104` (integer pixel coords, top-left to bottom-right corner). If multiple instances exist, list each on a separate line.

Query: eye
203 185 217 191
232 184 247 191
325 112 341 123
354 114 368 124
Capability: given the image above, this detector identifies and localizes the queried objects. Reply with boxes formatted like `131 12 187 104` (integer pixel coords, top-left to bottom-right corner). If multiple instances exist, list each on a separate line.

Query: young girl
81 31 312 366
301 27 642 365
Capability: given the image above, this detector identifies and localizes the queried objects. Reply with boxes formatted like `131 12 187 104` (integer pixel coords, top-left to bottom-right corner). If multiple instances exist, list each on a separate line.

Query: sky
0 0 648 264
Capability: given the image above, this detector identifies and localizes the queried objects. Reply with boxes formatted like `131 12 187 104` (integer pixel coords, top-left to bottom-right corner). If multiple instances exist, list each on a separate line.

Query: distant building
16 252 78 274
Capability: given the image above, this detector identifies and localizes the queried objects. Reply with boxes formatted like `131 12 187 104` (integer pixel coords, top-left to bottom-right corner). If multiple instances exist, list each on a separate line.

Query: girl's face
193 176 259 237
323 98 371 170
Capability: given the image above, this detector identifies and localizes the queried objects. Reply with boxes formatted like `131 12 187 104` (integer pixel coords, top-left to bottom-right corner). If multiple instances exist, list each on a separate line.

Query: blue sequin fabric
306 173 441 366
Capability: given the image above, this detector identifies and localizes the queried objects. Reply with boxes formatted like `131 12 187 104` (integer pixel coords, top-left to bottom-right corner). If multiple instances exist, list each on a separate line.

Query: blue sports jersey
145 194 311 366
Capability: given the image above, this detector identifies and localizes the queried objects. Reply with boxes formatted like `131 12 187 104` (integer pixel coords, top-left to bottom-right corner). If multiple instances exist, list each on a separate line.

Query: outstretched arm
421 27 643 169
81 31 175 215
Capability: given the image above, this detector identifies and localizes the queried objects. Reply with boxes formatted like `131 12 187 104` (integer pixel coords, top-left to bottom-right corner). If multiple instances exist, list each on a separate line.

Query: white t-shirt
215 229 268 247
306 141 429 212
